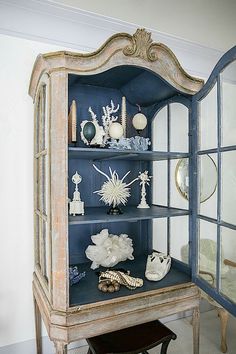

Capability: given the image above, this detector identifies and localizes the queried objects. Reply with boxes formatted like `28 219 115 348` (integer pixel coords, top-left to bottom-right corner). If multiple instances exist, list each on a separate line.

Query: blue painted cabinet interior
68 65 193 307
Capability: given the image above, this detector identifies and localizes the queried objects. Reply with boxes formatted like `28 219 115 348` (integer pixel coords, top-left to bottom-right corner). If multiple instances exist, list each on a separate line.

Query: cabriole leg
217 308 229 353
192 307 200 354
34 295 42 354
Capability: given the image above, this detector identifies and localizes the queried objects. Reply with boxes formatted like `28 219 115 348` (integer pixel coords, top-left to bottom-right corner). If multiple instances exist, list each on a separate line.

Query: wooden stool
86 319 177 354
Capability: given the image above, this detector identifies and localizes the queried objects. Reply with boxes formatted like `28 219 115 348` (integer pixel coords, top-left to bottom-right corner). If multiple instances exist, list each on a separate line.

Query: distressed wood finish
50 70 69 311
29 28 202 354
33 277 200 344
29 29 203 101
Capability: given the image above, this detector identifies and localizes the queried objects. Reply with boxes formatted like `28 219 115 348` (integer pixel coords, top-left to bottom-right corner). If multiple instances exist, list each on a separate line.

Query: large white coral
85 229 134 269
93 164 138 207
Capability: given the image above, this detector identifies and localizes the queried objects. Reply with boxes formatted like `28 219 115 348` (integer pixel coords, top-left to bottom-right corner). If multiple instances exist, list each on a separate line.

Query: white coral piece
93 164 138 207
85 229 134 269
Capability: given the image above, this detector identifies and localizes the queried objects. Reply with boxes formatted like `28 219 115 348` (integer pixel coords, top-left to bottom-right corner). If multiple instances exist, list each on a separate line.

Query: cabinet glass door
192 46 236 316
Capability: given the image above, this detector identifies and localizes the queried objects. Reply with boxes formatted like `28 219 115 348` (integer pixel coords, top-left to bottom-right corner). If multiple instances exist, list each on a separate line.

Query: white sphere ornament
109 122 124 139
132 112 147 133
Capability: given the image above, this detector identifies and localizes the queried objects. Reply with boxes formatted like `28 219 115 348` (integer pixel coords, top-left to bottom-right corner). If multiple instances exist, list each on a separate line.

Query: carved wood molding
29 28 204 100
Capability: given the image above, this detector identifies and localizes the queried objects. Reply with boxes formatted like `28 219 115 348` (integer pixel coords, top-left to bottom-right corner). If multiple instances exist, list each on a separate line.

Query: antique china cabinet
29 29 236 354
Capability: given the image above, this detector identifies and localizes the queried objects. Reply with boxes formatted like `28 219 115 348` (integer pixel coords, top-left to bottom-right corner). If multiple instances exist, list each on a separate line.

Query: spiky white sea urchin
93 164 138 207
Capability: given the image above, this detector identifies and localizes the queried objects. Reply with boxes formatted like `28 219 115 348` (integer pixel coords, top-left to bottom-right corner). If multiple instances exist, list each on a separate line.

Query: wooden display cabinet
29 28 236 354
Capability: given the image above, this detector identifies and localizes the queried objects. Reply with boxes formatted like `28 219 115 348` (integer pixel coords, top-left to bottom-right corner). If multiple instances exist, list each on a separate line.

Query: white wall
0 0 234 350
0 34 74 348
53 0 236 51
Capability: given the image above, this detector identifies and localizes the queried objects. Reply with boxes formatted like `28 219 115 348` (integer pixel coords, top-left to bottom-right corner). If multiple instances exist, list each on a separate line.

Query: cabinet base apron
33 276 200 354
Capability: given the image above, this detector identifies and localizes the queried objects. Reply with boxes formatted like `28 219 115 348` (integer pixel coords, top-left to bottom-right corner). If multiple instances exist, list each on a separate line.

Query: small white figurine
137 171 152 208
69 171 84 216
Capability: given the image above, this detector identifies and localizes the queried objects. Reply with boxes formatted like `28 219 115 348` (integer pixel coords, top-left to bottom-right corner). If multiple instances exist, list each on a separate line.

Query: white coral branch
88 106 97 121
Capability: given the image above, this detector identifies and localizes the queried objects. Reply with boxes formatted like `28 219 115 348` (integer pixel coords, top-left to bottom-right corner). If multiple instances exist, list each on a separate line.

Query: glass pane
171 159 189 209
42 155 45 214
42 85 46 150
222 151 236 225
199 154 217 219
152 106 167 151
174 158 190 203
152 161 167 206
221 61 236 147
199 83 217 150
36 94 40 154
220 227 236 303
39 86 46 151
170 103 188 152
36 157 41 211
35 213 40 265
170 216 189 261
42 220 49 282
152 219 167 254
198 220 217 288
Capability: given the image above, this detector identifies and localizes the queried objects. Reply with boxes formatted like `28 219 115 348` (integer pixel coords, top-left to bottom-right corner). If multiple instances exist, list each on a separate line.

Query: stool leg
160 339 171 354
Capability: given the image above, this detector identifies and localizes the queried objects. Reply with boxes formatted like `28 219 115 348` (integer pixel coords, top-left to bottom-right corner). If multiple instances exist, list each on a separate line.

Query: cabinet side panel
50 71 69 310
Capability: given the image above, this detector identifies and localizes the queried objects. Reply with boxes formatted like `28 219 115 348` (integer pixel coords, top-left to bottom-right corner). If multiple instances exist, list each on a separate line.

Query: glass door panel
199 84 217 150
199 154 218 219
221 61 236 147
221 151 236 225
170 215 189 262
220 227 236 303
193 46 236 315
152 160 167 206
198 220 217 288
170 103 189 152
152 106 167 150
152 219 168 254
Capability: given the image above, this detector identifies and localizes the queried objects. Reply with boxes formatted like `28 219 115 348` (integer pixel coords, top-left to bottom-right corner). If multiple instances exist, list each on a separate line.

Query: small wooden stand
86 319 177 354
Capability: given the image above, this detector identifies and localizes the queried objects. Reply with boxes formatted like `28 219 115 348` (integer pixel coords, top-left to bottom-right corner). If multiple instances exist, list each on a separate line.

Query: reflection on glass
198 220 217 287
221 61 236 147
200 154 217 219
170 103 188 152
175 155 217 203
153 161 168 206
200 84 217 150
222 151 236 225
170 216 188 261
152 219 167 254
152 106 167 151
220 227 236 304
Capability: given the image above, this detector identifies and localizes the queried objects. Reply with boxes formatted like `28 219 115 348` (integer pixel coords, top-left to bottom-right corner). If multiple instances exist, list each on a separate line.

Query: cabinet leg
217 308 228 353
54 341 67 354
34 296 42 354
192 307 200 354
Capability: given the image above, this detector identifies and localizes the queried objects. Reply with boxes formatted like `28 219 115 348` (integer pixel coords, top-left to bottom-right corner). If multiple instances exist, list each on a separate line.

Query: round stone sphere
109 122 124 139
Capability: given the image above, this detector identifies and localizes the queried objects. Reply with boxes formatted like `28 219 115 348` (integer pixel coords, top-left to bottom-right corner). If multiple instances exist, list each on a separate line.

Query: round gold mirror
175 155 217 203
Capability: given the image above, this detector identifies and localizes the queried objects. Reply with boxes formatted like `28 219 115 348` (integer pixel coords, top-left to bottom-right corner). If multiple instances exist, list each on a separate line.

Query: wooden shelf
68 147 190 161
69 255 191 306
68 205 189 225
